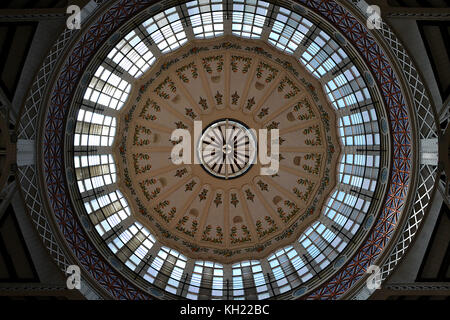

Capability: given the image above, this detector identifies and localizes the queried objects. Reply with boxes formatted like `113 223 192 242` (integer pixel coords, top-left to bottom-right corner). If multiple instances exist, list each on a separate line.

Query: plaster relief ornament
112 37 341 263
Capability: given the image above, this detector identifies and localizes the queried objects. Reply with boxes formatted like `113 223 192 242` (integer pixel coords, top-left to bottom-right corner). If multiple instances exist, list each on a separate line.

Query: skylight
232 0 269 39
142 7 187 53
187 0 224 38
72 0 383 300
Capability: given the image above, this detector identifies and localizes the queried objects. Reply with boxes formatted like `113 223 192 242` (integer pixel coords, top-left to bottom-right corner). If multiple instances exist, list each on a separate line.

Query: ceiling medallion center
198 119 257 180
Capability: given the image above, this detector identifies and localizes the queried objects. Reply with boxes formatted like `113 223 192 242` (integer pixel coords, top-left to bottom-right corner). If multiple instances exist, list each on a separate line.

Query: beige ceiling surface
113 36 341 263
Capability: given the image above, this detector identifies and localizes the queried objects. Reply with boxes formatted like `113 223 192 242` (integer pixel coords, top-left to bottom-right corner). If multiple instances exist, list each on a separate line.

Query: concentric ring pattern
37 0 417 300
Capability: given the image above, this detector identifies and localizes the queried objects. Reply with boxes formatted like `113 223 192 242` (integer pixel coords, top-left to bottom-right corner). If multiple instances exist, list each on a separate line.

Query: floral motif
257 180 268 192
256 61 278 83
201 225 224 244
230 225 251 244
213 248 242 257
133 125 152 146
303 153 322 175
202 55 224 74
245 189 255 202
182 240 208 253
231 55 252 73
139 99 160 121
136 198 149 216
185 108 197 119
175 168 188 178
214 91 223 105
176 216 198 237
303 125 322 146
139 178 160 201
154 200 177 223
256 216 278 238
132 153 151 174
214 193 223 207
245 46 272 58
277 200 301 223
275 59 299 77
278 77 300 99
185 180 197 192
198 97 208 110
199 189 208 201
266 121 280 130
212 42 242 50
245 97 255 110
175 121 188 129
182 46 209 58
257 107 269 119
293 99 315 120
123 168 133 191
293 178 315 201
230 193 239 207
176 62 198 82
154 77 176 99
231 91 239 105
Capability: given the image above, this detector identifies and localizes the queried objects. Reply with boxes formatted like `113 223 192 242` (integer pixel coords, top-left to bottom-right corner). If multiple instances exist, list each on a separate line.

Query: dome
15 0 441 300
